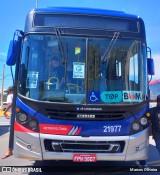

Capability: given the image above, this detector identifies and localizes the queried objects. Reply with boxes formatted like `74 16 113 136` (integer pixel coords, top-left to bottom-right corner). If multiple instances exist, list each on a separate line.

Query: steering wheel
47 77 59 90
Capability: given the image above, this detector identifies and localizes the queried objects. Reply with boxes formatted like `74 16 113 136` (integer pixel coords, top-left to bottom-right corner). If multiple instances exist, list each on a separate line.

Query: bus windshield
18 34 147 104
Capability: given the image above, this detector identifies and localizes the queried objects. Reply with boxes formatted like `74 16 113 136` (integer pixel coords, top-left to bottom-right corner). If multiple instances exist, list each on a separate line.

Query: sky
0 0 160 89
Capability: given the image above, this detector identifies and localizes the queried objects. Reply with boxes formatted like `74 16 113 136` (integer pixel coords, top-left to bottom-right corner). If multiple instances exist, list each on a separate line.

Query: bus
7 7 154 163
149 79 160 107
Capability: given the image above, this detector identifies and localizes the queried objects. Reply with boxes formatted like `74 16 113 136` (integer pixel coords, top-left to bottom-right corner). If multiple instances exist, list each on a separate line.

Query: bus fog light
29 120 38 129
18 113 27 122
140 117 147 125
27 144 31 150
132 123 140 130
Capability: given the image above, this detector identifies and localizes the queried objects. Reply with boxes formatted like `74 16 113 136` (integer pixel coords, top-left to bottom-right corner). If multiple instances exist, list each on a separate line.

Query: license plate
73 154 96 162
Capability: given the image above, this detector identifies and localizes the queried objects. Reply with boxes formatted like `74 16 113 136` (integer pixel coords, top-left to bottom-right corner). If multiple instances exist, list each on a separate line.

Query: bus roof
25 7 145 37
30 7 140 19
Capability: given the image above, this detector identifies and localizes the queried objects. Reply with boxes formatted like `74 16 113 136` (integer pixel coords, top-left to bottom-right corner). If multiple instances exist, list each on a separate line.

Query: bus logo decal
40 124 73 135
77 114 95 119
123 91 142 102
40 124 82 135
68 126 82 135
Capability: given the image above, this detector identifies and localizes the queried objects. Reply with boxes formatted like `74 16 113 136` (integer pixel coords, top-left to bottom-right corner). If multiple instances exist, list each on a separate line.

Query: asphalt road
0 116 160 175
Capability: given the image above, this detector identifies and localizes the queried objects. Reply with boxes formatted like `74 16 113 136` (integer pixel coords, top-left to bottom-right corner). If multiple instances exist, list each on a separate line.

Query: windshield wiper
101 32 120 63
54 28 67 65
54 28 67 86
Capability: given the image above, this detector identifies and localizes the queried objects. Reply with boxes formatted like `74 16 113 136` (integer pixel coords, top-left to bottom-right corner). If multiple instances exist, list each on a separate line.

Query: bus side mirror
6 40 21 66
147 58 155 75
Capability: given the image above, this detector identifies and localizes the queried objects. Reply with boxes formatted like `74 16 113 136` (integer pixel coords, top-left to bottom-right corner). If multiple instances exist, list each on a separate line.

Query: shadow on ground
28 159 138 175
0 126 9 136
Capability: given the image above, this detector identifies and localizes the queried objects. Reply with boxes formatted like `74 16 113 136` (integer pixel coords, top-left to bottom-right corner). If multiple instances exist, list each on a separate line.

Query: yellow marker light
146 113 150 117
16 107 21 113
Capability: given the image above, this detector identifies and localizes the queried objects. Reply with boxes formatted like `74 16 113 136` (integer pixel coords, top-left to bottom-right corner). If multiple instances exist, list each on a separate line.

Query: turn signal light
146 113 150 117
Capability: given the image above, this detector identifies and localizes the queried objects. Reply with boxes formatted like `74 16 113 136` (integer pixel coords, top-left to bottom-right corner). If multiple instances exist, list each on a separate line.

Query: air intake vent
44 139 125 153
43 109 129 120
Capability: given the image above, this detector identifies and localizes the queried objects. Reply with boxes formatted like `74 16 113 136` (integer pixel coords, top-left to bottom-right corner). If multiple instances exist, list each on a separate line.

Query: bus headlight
130 116 149 135
132 123 140 130
140 117 148 125
29 120 38 129
16 107 39 132
18 113 27 122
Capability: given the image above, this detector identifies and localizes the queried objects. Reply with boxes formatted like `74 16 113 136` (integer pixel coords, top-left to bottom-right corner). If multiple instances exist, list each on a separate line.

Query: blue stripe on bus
16 97 147 136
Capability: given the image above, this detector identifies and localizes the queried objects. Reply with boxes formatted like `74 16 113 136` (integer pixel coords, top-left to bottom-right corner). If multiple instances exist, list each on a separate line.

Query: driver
49 57 65 89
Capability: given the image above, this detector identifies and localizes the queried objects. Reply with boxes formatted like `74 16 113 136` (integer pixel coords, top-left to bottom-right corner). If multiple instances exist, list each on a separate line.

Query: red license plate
73 154 96 162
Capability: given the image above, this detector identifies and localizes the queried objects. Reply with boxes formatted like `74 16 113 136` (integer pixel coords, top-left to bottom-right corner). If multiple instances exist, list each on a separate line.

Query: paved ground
0 110 4 116
0 117 10 126
0 110 10 118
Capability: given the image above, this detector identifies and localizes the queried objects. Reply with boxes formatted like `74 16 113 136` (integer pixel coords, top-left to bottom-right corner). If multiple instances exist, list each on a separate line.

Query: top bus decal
101 91 122 103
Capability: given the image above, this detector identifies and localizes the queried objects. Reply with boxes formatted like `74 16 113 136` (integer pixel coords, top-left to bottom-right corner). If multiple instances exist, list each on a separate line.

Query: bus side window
106 58 125 90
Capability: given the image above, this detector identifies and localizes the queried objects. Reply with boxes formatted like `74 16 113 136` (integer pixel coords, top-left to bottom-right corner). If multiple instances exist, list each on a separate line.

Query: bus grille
44 110 128 120
44 140 125 153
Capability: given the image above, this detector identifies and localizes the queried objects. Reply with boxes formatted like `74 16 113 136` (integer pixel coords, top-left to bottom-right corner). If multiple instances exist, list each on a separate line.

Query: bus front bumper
14 128 149 161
